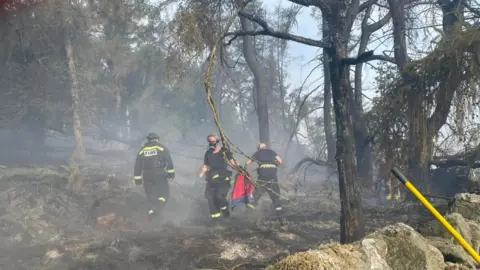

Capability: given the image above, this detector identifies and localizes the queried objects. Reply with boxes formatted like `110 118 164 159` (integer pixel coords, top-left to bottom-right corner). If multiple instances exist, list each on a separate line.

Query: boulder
266 243 371 270
426 237 476 269
267 223 445 270
418 213 480 269
447 193 480 223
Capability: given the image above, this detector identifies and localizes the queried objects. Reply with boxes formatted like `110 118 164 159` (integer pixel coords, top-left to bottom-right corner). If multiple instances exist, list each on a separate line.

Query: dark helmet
146 132 160 141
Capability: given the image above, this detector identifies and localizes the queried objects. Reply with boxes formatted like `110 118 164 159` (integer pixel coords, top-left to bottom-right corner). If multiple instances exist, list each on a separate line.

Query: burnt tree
322 17 335 163
354 7 392 189
239 15 271 145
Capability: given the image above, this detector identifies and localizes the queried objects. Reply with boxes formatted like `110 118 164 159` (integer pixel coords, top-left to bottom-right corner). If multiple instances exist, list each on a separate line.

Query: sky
262 1 323 87
260 0 387 106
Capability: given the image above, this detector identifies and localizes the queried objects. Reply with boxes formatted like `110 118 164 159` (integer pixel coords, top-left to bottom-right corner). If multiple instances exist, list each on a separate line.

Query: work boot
220 206 231 218
147 209 156 222
275 206 286 225
209 214 225 229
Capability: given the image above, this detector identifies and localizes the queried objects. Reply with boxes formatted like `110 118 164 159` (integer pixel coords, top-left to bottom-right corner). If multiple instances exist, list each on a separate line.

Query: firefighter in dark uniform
199 134 237 221
245 143 286 224
133 132 175 221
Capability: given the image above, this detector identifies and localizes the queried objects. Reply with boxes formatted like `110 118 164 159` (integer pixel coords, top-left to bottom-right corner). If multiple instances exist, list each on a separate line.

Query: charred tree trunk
327 12 365 243
103 0 124 139
353 54 372 190
387 0 418 194
322 17 335 163
353 6 390 190
64 26 85 162
240 17 270 145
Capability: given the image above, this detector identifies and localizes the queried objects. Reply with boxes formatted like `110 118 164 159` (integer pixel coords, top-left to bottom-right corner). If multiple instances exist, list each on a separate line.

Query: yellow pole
390 167 480 264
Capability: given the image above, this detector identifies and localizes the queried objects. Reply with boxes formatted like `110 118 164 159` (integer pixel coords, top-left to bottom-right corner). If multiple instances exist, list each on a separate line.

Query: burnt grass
0 169 449 270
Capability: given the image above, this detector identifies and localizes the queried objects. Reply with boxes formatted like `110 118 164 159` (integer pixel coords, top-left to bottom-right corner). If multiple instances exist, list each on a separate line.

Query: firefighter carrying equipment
203 145 233 219
251 148 280 181
249 147 285 221
133 137 175 220
231 172 255 209
205 181 231 219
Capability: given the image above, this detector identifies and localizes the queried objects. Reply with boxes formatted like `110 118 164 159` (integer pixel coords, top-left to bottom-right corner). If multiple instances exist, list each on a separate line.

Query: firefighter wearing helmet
199 134 238 222
133 132 175 221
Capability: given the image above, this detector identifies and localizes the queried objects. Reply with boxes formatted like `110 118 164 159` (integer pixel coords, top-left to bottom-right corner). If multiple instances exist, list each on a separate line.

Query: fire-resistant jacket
133 141 175 184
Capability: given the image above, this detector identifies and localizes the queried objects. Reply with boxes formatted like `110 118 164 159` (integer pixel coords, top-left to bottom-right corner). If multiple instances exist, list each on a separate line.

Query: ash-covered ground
0 157 448 270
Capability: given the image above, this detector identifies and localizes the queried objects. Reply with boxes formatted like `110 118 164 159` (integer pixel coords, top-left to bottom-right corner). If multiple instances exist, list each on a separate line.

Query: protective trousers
143 172 169 219
254 177 284 217
205 173 231 219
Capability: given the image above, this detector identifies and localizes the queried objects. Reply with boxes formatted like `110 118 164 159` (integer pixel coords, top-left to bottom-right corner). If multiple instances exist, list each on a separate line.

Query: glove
168 172 175 179
133 176 143 185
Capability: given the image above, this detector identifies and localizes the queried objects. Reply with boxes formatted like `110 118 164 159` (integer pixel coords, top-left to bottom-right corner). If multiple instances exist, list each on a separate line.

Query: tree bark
327 12 365 243
353 10 376 190
355 8 391 190
239 16 270 145
64 26 85 163
322 17 335 163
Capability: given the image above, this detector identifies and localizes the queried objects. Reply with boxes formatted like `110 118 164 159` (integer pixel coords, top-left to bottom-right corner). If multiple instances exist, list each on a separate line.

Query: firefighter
133 132 175 221
245 143 286 224
199 134 237 221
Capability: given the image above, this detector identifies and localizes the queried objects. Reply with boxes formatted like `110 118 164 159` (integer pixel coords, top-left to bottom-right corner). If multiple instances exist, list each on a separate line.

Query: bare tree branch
286 0 340 11
367 11 392 33
341 50 396 65
359 0 379 13
227 10 396 66
224 11 331 48
464 1 480 18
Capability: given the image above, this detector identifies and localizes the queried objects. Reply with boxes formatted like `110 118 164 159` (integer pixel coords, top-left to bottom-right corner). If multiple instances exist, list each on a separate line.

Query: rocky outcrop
268 193 480 270
417 194 480 269
267 223 445 270
447 193 480 223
